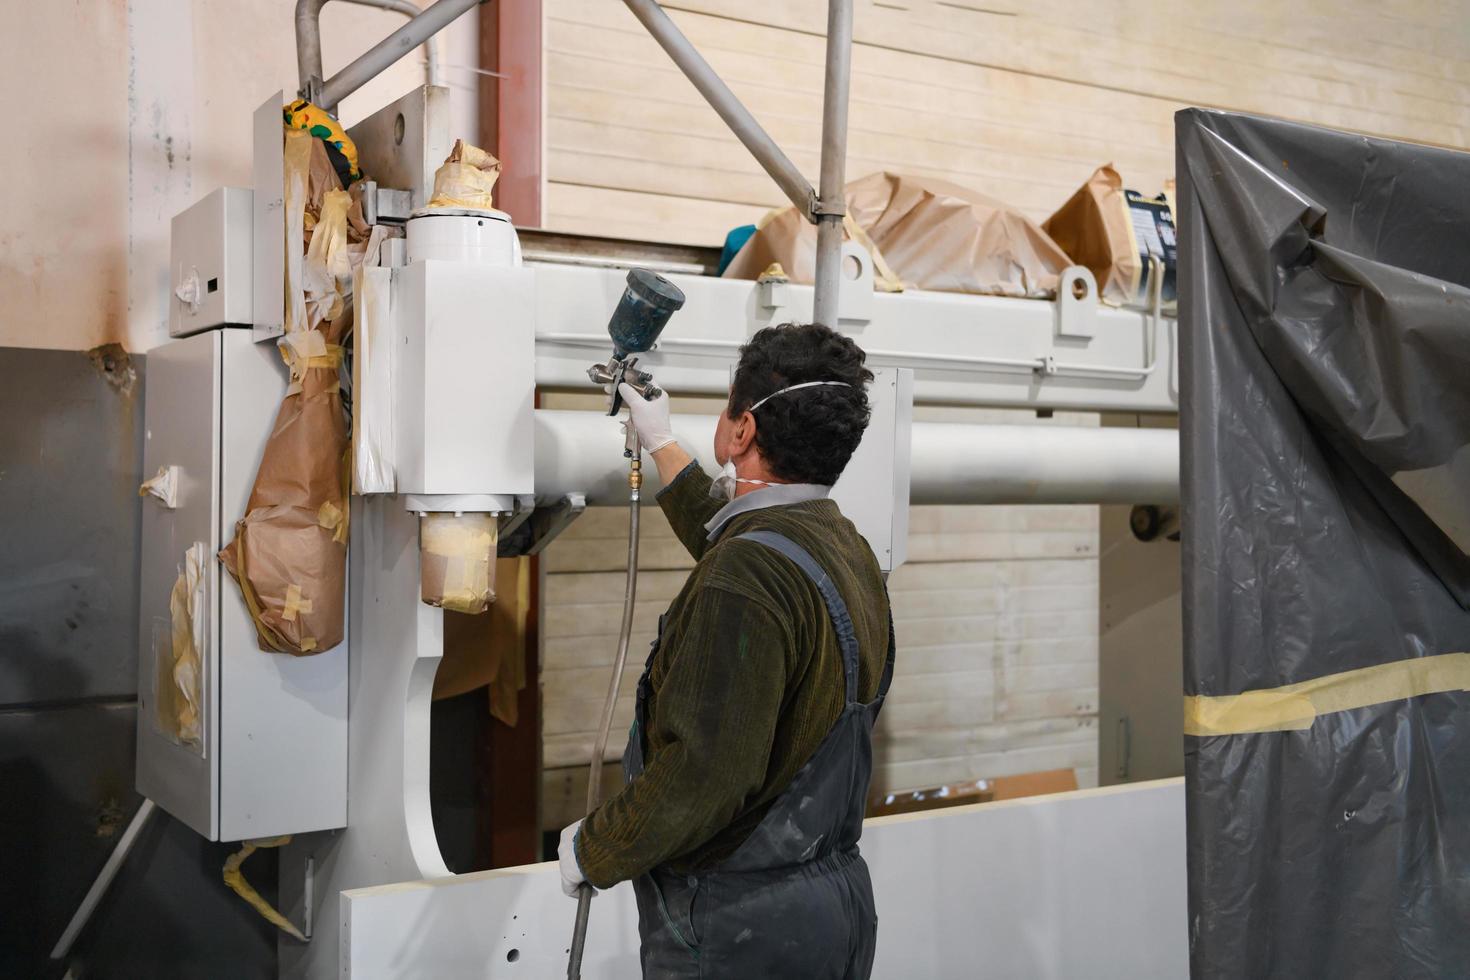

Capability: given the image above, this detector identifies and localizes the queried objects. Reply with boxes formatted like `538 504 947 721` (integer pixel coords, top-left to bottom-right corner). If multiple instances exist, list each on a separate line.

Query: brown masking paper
1043 163 1140 307
220 132 359 657
419 513 499 615
434 557 533 727
724 172 1072 298
427 139 501 210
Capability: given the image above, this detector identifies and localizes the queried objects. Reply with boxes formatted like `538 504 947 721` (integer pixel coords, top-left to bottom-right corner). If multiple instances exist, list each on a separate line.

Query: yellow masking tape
281 583 314 623
1183 651 1470 736
223 837 305 941
317 500 343 530
420 514 497 613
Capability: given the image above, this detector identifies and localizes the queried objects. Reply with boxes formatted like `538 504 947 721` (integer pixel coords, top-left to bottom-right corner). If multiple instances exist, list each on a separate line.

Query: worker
558 322 895 978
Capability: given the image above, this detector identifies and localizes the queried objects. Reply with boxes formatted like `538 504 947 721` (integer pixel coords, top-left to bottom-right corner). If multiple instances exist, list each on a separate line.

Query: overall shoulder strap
735 530 860 704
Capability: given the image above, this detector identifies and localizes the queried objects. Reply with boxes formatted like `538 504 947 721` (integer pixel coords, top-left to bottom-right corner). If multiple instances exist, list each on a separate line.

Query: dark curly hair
728 323 873 486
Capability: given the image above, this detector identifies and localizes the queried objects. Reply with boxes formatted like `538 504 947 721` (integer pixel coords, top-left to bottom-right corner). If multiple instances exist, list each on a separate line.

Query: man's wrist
650 443 694 487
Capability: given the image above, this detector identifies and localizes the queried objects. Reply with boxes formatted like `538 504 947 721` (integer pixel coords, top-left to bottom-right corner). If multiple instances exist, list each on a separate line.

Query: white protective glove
619 383 677 453
559 820 589 898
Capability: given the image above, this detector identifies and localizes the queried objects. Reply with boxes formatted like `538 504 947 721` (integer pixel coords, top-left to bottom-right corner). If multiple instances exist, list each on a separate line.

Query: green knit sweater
577 462 891 888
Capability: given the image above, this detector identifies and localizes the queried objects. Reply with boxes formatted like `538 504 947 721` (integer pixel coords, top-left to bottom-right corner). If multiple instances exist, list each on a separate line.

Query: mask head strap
746 380 852 413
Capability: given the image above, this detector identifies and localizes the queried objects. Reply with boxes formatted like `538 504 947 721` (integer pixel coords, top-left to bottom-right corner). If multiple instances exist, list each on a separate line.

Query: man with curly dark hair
559 322 894 978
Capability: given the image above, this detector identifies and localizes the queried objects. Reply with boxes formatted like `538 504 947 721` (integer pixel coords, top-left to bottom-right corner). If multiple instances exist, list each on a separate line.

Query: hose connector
629 457 643 492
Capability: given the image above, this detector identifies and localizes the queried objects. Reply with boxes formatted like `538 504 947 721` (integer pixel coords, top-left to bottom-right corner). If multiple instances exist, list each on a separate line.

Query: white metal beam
340 780 1189 978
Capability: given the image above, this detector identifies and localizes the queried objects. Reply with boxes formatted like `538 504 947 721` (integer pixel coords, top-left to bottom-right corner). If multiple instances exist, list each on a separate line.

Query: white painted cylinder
534 411 1179 506
405 209 521 266
909 421 1179 505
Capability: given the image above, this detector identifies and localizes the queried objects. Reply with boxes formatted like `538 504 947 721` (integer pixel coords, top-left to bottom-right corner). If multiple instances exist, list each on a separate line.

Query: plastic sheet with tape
1178 109 1470 978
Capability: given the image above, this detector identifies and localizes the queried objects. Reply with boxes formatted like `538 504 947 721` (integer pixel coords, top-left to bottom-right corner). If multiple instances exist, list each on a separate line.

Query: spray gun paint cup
608 268 687 358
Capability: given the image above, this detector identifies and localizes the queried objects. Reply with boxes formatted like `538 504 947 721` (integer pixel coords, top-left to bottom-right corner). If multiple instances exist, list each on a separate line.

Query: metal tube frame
622 0 853 326
296 0 478 110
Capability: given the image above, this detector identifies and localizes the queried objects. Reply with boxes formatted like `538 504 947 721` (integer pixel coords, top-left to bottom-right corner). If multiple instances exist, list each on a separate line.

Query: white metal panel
531 264 1178 414
394 261 536 497
217 331 348 841
346 85 452 210
136 331 222 839
828 368 909 572
340 779 1188 979
252 92 286 343
168 187 254 337
277 497 453 980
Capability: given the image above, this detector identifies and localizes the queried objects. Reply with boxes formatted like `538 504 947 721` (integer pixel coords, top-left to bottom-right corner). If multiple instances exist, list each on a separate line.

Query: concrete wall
0 348 280 977
0 0 480 355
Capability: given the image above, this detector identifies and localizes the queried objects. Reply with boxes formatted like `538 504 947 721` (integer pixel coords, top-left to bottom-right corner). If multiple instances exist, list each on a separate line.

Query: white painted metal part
168 187 254 338
530 264 1178 415
531 412 1178 507
338 780 1189 978
391 260 535 497
136 330 347 842
405 209 523 265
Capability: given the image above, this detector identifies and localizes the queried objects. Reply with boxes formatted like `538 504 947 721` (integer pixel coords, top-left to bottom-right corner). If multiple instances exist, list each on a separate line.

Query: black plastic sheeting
1177 109 1470 979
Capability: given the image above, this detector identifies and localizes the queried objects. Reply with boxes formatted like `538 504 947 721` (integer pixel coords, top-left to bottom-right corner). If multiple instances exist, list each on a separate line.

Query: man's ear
730 411 758 458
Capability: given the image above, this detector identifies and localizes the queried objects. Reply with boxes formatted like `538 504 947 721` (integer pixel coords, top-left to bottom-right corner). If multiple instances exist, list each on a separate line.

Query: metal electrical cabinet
135 329 347 842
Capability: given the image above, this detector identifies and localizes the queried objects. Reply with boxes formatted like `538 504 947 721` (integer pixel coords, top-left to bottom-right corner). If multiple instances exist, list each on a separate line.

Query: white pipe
909 421 1179 505
534 411 1179 506
50 799 157 961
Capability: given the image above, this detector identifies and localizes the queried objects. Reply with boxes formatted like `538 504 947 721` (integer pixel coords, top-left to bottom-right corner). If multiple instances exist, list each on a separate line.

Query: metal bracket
496 495 537 540
360 181 414 226
498 493 588 557
839 240 875 324
1055 265 1099 340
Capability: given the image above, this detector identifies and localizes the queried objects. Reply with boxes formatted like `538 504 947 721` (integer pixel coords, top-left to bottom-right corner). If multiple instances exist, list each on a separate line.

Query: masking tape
317 500 343 530
1183 651 1470 736
222 836 305 942
420 515 497 613
281 583 314 623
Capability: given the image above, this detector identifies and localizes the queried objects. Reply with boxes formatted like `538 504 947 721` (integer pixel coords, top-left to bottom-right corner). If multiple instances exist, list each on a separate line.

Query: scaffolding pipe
533 411 1181 506
622 0 817 217
812 0 854 328
295 0 479 111
344 0 442 87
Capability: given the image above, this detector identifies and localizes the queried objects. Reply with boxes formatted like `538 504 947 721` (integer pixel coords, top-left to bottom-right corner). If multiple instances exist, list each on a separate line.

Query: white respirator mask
708 380 853 501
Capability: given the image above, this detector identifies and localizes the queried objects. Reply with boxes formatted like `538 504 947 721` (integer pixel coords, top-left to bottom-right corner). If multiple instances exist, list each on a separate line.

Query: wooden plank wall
542 0 1470 245
534 0 1470 828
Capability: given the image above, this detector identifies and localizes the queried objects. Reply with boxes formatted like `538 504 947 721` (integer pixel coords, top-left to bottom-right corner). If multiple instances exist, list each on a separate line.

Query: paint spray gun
586 269 687 456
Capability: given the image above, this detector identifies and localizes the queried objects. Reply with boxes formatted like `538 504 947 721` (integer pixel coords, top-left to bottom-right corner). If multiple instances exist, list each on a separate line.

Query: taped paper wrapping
435 556 533 726
426 139 501 210
138 464 179 509
351 261 396 494
723 171 1072 298
220 126 360 657
157 542 207 746
420 513 498 614
222 836 305 941
301 189 353 329
1042 163 1140 307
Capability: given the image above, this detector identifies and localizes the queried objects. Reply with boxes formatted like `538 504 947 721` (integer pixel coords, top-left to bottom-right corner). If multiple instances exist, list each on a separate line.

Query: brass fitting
629 457 643 491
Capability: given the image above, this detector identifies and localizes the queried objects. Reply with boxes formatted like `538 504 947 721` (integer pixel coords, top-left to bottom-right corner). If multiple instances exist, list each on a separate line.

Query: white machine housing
168 187 254 337
135 329 347 841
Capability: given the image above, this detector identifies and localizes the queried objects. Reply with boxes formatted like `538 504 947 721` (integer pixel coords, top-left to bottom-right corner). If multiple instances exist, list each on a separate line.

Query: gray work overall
623 530 896 979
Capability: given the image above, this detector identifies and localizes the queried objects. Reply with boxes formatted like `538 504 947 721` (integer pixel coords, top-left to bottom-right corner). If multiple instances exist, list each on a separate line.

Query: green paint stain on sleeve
309 124 333 139
738 633 750 660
